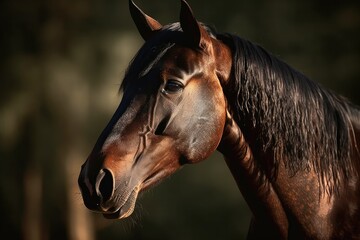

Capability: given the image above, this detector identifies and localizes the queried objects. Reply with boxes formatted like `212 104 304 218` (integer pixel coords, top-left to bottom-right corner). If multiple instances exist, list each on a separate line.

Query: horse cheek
179 95 226 163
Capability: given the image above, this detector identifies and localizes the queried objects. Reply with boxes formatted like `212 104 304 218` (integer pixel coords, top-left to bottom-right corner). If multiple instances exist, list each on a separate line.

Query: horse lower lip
103 209 121 219
102 204 132 219
103 187 139 219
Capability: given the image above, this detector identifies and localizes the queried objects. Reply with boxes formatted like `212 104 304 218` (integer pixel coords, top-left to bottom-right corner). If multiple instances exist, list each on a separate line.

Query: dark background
1 0 359 239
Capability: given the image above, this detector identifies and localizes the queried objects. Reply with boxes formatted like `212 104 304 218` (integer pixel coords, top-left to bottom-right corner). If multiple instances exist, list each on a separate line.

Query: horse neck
218 109 335 238
217 111 289 239
218 94 360 238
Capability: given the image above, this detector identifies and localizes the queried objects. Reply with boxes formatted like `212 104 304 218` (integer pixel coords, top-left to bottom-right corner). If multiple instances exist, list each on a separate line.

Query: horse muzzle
78 164 140 219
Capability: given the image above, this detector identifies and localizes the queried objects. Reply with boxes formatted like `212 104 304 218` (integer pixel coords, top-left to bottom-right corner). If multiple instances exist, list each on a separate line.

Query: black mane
218 33 360 194
120 25 180 91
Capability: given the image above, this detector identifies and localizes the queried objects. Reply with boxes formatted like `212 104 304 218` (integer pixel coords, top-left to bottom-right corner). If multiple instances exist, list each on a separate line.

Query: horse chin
103 186 140 219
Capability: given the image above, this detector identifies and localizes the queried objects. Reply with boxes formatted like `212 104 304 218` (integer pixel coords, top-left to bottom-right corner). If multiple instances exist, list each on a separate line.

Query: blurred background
1 0 359 239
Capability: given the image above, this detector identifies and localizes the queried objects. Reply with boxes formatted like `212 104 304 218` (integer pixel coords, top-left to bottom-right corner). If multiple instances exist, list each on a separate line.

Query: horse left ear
180 0 211 49
129 0 163 41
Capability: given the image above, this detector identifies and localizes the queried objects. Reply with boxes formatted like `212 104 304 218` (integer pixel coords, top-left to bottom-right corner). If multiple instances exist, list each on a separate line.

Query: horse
78 0 360 238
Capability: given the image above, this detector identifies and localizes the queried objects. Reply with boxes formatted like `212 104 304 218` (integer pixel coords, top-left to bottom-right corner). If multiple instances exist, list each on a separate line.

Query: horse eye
163 80 184 93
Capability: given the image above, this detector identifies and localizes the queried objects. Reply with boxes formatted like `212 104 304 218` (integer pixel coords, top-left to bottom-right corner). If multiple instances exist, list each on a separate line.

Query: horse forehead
162 46 209 73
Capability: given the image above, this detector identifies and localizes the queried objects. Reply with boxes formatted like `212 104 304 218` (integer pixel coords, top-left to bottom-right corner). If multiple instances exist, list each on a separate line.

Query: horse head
78 0 232 219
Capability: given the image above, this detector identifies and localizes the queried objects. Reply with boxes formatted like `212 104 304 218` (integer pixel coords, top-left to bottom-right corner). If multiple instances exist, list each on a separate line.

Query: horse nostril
95 168 114 203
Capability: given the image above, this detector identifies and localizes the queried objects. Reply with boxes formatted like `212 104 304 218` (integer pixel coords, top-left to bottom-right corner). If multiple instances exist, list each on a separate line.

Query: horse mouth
101 170 167 219
103 186 140 219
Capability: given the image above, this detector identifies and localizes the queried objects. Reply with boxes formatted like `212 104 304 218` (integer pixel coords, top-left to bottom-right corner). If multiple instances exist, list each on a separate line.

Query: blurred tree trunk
65 149 94 240
23 167 42 240
43 55 96 240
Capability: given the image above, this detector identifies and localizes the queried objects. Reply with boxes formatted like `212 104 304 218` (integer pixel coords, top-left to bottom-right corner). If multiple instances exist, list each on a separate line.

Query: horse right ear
180 0 211 50
129 0 162 41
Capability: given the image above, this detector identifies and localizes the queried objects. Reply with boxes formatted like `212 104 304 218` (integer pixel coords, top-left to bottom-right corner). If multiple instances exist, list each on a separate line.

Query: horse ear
129 0 162 41
180 0 210 49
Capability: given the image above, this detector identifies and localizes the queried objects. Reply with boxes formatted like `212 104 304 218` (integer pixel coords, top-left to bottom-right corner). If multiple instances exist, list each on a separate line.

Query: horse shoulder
329 118 360 238
274 154 360 239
